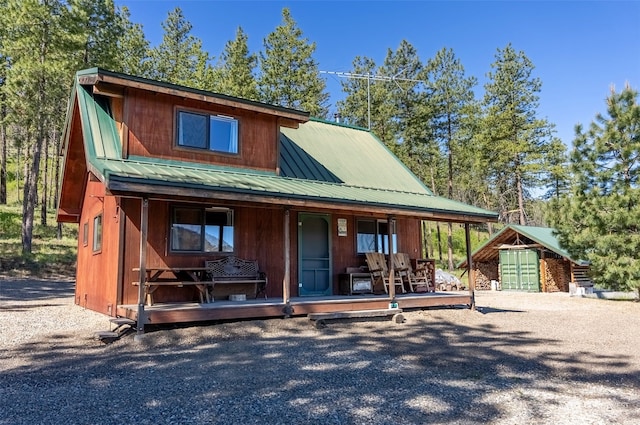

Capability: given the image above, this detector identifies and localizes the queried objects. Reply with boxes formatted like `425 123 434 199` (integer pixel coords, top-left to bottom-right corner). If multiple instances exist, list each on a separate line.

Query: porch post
136 197 148 336
387 215 396 300
464 222 475 310
282 208 292 315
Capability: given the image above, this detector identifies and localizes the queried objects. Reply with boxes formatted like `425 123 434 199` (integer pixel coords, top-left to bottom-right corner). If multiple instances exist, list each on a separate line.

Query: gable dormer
77 68 309 173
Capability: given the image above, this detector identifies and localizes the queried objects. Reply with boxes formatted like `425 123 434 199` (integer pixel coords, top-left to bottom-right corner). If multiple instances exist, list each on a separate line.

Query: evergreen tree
379 40 425 157
425 47 478 270
541 137 570 200
3 0 72 252
337 56 397 145
68 0 120 70
214 27 258 100
548 85 640 292
482 44 554 225
148 7 213 89
0 0 8 205
259 8 329 117
114 6 150 76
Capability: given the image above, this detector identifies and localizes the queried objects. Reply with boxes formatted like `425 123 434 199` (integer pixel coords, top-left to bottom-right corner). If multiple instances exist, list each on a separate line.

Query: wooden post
282 208 291 315
136 197 148 336
540 250 547 292
387 216 396 300
465 223 475 310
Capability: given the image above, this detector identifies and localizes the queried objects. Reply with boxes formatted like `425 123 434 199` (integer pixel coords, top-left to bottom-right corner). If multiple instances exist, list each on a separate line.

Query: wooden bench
205 256 268 299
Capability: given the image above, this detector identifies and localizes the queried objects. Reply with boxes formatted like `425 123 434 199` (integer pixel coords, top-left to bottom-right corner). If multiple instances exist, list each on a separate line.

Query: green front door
500 249 540 292
298 213 332 296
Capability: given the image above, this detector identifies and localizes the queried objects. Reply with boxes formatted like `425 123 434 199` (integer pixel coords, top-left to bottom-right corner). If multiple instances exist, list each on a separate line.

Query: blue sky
115 0 639 148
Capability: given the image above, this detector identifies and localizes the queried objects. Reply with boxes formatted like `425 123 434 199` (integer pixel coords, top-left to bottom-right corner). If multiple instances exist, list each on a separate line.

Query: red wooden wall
124 89 280 172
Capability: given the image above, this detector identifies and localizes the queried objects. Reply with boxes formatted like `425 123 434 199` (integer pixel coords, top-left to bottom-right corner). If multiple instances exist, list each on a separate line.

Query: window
83 222 89 246
170 206 234 253
92 214 102 253
356 219 397 254
177 110 238 154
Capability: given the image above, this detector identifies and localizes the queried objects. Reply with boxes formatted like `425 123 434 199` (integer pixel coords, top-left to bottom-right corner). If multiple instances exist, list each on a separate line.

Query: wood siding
58 103 88 222
75 178 121 315
118 201 426 305
124 89 279 171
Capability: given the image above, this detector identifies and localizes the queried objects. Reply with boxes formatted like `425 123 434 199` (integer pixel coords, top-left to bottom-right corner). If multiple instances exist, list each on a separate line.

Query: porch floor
116 291 473 326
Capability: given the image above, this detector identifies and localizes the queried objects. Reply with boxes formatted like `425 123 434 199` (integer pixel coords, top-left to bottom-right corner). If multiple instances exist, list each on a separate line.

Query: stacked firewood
543 258 570 292
473 260 499 290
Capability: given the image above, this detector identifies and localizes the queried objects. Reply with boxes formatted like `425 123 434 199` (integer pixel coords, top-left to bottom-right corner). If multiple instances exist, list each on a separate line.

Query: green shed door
500 249 540 292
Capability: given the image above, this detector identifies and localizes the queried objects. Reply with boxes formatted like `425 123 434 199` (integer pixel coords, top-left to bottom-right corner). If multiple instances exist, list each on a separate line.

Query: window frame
169 205 235 254
175 108 239 155
92 214 103 253
82 222 89 247
356 218 397 255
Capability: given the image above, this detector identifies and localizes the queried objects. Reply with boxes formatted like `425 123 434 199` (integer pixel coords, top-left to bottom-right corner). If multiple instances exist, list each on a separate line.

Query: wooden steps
94 318 136 343
308 308 405 328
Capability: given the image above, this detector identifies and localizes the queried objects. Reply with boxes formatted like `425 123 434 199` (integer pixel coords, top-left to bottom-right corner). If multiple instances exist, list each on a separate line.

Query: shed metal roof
460 224 586 266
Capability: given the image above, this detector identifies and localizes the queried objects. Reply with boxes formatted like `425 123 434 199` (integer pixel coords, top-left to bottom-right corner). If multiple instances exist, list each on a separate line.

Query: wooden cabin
57 68 498 331
460 225 592 293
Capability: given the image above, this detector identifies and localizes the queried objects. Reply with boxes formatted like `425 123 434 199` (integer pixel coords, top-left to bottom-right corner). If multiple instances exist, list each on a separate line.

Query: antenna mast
320 70 424 130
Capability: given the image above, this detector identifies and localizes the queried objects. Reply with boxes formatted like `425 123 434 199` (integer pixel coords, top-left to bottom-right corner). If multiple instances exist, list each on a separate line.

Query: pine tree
548 85 640 292
336 56 397 144
425 47 478 270
482 44 554 225
148 7 213 89
114 6 150 76
541 137 570 200
0 0 8 205
3 0 72 252
68 0 121 70
213 27 258 100
379 40 425 155
259 8 329 117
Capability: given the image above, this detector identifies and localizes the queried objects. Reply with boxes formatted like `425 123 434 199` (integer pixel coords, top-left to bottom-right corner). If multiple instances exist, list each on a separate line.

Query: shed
460 225 591 292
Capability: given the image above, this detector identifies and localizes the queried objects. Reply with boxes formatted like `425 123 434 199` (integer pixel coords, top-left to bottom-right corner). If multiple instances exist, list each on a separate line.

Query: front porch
117 291 473 326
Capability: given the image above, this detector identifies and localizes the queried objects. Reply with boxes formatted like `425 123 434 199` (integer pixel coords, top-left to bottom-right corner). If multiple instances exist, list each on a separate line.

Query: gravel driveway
1 278 639 425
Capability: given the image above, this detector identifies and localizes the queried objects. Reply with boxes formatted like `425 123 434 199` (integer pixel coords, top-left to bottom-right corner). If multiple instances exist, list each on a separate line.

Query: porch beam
107 182 497 224
465 223 475 310
387 215 396 300
283 208 291 313
135 197 148 336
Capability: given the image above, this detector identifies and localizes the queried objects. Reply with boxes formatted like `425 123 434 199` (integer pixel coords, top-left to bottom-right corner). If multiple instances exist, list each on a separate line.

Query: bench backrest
206 256 260 279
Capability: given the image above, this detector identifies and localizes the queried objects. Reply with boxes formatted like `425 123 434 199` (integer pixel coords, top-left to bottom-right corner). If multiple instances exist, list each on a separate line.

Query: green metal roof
70 70 498 222
508 225 570 258
462 224 586 266
281 119 433 194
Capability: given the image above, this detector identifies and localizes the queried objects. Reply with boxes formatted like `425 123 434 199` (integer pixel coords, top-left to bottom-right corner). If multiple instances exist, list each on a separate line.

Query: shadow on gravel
2 311 640 425
0 279 74 302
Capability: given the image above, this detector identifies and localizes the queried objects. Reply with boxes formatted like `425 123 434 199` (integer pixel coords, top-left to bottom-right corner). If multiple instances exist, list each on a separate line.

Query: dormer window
176 110 239 154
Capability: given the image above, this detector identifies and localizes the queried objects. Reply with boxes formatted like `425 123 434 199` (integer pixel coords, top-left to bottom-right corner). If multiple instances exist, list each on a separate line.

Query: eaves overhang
94 157 498 224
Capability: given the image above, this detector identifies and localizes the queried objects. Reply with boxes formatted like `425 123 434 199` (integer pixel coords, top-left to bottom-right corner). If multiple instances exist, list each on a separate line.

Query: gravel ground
1 278 639 425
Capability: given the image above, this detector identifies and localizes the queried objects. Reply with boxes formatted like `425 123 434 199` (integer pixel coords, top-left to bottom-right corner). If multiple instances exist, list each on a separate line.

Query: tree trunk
22 73 47 254
41 130 49 226
516 169 526 225
429 165 444 262
0 103 6 204
53 129 62 239
447 111 454 271
447 223 454 271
